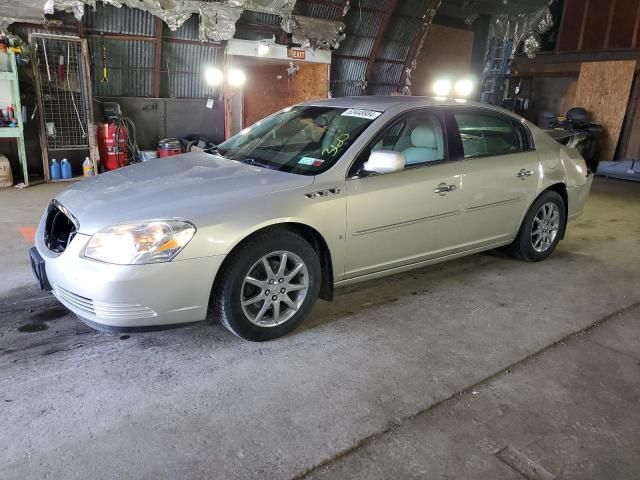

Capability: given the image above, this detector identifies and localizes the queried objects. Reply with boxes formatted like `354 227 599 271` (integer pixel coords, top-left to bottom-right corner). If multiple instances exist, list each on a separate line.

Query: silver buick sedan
30 97 593 341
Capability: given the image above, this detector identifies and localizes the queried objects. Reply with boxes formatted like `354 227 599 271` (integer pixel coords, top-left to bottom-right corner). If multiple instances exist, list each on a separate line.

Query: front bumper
34 225 225 330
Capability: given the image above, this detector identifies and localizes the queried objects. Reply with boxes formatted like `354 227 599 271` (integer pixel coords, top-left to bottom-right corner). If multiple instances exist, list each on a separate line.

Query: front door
345 110 462 278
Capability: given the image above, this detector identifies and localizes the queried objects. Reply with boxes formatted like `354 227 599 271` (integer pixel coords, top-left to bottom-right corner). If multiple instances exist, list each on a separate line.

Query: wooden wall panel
557 0 586 51
618 73 640 158
609 0 640 49
412 24 474 96
558 0 640 51
574 60 636 160
242 63 328 127
581 0 611 50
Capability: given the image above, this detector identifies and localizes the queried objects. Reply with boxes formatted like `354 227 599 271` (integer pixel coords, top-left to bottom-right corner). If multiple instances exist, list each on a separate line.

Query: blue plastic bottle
50 158 61 180
61 158 72 179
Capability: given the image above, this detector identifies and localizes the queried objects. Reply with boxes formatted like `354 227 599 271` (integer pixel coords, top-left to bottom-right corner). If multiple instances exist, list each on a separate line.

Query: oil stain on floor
17 322 49 333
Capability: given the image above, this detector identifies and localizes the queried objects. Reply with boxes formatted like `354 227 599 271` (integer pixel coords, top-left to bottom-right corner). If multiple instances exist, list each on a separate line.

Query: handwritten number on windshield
322 133 350 157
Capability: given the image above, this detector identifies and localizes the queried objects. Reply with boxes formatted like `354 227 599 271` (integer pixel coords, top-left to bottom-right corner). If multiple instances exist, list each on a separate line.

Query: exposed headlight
84 219 196 265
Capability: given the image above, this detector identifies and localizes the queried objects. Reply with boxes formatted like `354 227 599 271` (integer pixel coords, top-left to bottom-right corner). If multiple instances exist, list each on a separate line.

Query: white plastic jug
83 157 95 177
0 154 12 187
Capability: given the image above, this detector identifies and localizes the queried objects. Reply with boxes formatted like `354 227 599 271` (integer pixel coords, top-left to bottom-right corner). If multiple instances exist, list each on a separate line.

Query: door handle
434 183 457 195
516 169 534 179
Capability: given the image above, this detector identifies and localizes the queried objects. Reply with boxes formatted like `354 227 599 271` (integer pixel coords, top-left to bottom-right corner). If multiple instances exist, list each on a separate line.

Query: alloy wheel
531 202 560 253
240 251 309 327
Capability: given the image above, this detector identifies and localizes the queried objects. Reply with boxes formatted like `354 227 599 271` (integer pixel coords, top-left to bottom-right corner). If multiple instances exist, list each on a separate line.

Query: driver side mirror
362 150 406 175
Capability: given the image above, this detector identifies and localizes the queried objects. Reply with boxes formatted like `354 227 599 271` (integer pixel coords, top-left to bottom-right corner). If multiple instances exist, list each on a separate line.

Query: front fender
179 187 348 279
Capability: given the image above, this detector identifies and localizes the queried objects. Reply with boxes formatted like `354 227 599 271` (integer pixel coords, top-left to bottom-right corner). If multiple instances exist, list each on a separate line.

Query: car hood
56 152 315 234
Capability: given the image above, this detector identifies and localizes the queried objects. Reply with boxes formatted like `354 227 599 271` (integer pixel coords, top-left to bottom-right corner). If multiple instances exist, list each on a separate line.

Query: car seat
403 120 443 165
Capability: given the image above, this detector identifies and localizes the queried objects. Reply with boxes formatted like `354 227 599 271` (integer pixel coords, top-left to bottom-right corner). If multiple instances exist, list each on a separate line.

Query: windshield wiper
240 158 274 170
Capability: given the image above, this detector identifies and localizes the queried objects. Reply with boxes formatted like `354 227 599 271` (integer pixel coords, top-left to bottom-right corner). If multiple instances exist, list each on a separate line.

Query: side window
512 120 531 151
350 112 447 175
454 112 522 158
371 120 406 151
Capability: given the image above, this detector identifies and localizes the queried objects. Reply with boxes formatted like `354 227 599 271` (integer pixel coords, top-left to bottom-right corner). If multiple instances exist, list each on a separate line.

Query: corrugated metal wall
12 4 224 99
295 0 441 96
234 10 283 40
84 6 155 35
161 41 223 98
90 38 154 97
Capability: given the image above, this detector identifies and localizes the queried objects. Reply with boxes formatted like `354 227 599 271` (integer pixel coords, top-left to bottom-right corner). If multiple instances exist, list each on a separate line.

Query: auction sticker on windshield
341 109 382 120
299 157 324 167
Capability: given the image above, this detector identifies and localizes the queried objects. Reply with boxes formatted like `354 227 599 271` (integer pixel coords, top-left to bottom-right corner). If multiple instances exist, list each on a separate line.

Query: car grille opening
44 202 78 253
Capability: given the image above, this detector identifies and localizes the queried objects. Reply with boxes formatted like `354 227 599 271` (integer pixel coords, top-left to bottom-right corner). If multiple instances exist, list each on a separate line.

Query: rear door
344 109 463 279
449 108 540 249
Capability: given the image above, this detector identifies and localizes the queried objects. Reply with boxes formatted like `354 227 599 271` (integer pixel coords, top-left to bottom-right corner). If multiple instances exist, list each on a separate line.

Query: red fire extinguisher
97 121 128 171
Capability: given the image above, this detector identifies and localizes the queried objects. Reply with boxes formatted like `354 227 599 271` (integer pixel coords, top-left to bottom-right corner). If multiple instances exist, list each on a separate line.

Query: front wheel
508 190 566 262
213 229 321 341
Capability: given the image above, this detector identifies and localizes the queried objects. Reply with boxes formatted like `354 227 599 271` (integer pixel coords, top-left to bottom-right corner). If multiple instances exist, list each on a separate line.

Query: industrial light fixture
432 77 474 98
227 68 247 88
432 79 452 97
454 79 474 97
205 66 248 88
204 67 223 86
256 42 270 56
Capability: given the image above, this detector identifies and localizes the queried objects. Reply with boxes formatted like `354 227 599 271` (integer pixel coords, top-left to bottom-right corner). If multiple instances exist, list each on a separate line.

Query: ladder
480 39 513 105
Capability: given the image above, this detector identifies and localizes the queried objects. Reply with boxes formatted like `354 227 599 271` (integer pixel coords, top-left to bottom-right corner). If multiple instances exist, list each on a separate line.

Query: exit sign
287 48 305 60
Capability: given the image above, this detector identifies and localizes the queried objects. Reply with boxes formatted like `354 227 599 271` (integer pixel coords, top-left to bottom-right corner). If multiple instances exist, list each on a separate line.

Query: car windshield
215 106 380 175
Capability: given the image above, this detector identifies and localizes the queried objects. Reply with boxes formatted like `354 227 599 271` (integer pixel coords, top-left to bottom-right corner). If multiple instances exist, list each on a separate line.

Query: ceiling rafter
297 0 351 20
363 0 401 95
398 0 444 94
301 0 414 18
333 52 405 64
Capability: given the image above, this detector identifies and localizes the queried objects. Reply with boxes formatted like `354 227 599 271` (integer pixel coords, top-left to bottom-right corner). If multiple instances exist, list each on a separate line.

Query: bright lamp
432 79 452 96
228 68 247 88
454 79 474 97
204 67 223 86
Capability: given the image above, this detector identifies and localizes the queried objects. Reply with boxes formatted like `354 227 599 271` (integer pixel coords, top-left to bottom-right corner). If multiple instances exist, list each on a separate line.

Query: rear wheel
213 229 321 341
508 190 566 262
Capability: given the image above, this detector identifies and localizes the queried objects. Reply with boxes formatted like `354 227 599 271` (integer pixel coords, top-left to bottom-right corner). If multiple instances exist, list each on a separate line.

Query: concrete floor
1 178 639 479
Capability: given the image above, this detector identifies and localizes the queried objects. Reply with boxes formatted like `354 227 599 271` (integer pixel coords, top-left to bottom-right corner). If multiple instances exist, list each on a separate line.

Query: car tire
508 190 566 262
212 229 321 341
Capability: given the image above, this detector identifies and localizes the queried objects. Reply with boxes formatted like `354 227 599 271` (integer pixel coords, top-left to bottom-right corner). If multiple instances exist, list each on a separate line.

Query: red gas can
97 121 128 170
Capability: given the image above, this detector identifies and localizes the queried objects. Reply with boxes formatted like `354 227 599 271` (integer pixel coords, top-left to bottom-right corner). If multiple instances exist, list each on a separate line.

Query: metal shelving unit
0 50 28 185
30 33 98 182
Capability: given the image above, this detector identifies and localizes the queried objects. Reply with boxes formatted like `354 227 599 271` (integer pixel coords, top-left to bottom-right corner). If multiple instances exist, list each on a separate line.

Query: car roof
302 96 490 112
301 96 532 126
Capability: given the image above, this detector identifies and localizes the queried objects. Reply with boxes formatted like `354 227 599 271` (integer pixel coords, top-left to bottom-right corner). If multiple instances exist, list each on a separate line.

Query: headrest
411 126 437 149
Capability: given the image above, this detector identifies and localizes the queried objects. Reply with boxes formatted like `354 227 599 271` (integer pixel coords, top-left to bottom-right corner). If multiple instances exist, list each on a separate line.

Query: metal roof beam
333 52 405 64
363 0 400 95
302 0 416 18
398 0 443 94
